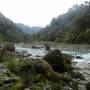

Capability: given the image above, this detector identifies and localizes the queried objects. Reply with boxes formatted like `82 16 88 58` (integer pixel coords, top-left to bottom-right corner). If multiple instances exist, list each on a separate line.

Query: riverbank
0 43 90 90
16 42 90 53
0 43 74 90
72 58 90 90
15 44 90 90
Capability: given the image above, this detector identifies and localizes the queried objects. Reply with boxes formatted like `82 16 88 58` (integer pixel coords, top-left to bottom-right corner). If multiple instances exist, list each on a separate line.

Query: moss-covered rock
43 49 66 72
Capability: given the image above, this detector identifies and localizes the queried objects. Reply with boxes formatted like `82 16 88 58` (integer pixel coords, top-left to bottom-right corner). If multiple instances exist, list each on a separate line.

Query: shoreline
15 42 90 53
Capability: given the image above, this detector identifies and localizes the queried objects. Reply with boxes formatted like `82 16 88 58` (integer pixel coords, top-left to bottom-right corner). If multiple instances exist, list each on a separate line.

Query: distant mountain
31 1 90 44
16 23 42 35
0 12 30 42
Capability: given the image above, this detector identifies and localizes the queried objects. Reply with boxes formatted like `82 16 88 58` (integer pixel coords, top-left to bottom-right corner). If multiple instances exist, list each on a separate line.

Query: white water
15 45 90 61
15 45 46 58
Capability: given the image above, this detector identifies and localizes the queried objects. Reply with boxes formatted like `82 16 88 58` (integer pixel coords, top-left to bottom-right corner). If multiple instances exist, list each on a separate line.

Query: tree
85 28 90 44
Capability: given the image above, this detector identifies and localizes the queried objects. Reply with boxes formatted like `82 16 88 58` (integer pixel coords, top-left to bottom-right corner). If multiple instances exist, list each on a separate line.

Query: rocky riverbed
0 43 90 90
72 58 90 90
15 44 90 90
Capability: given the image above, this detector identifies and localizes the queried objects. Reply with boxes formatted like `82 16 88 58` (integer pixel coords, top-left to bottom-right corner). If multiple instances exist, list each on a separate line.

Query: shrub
4 56 20 72
62 53 72 64
4 43 15 52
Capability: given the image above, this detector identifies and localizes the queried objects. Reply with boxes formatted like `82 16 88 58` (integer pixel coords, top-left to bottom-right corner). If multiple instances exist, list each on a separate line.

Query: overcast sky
0 0 88 27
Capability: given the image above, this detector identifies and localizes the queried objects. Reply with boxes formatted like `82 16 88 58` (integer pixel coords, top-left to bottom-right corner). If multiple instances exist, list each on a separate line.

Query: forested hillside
31 1 90 44
0 13 30 42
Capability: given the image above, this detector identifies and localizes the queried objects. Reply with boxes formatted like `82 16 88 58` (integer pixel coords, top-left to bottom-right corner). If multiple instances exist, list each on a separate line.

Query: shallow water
15 45 47 58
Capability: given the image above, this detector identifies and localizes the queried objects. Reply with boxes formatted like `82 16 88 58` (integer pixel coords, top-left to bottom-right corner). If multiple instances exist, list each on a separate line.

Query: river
15 45 90 61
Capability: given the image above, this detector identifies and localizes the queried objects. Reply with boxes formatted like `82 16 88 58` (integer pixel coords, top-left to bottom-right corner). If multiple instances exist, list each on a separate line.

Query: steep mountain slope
0 13 30 42
31 1 90 44
16 23 42 35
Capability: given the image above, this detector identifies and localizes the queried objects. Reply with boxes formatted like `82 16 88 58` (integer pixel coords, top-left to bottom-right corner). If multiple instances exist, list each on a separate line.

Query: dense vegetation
0 13 30 42
31 1 90 44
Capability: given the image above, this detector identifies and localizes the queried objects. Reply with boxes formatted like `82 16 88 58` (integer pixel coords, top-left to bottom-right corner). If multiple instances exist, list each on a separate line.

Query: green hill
31 1 90 44
0 12 30 42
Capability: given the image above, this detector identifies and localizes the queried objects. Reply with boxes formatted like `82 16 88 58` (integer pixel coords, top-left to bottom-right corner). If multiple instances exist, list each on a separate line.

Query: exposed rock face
43 49 66 72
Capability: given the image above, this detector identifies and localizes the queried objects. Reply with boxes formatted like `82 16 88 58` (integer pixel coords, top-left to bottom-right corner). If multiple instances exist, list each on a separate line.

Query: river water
15 45 90 61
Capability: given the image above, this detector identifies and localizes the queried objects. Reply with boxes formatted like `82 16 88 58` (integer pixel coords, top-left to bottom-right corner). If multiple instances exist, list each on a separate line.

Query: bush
34 60 53 74
62 53 72 64
0 43 15 62
4 43 15 52
18 59 53 84
4 56 20 72
62 53 73 71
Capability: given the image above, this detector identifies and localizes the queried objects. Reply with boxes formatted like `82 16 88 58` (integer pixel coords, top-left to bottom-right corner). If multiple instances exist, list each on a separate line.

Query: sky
0 0 88 27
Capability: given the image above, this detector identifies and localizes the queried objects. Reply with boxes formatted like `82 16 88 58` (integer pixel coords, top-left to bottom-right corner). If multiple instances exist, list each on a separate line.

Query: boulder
43 49 66 72
35 55 41 57
19 59 53 75
75 56 83 59
86 82 90 90
32 45 43 49
34 60 53 74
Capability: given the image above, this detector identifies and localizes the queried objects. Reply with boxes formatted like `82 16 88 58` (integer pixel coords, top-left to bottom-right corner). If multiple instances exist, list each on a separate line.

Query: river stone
32 45 43 49
43 49 66 72
70 71 85 80
75 56 83 59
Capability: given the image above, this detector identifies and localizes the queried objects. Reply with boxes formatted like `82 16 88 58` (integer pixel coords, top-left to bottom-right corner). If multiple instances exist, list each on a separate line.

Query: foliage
0 13 30 42
4 43 15 52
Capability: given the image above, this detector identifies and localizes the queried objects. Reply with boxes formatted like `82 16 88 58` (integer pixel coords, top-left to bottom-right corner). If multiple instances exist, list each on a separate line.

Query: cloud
0 0 87 26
